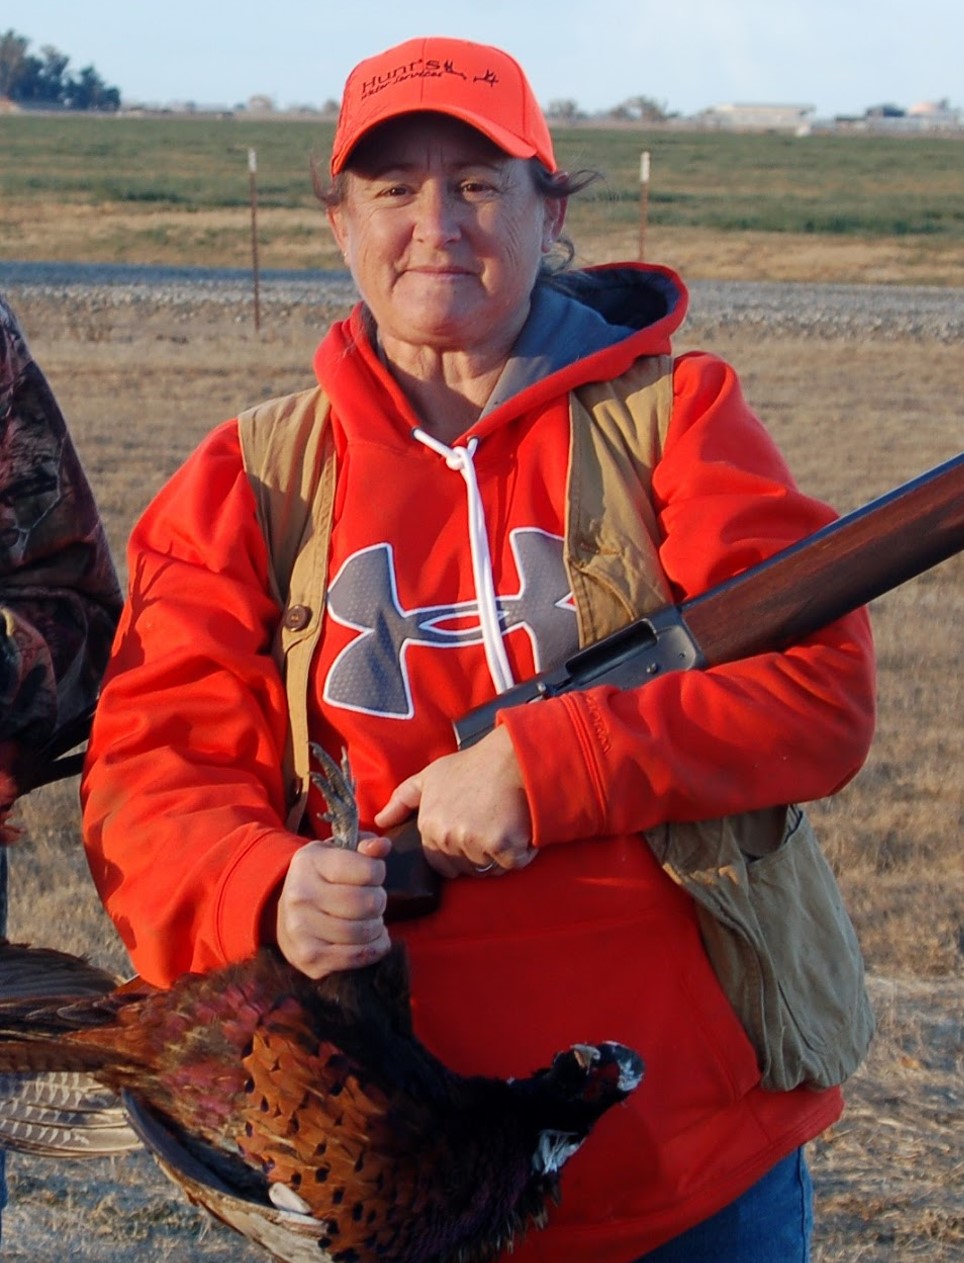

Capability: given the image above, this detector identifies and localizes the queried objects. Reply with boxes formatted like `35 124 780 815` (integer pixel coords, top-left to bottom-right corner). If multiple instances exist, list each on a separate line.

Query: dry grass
0 202 341 274
0 282 960 1260
577 221 964 287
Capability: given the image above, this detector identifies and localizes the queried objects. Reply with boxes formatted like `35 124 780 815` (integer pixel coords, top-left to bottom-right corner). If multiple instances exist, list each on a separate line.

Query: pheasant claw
308 743 359 851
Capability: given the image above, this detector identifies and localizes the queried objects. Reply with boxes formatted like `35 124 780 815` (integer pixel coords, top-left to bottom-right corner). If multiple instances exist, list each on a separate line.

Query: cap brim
332 105 548 174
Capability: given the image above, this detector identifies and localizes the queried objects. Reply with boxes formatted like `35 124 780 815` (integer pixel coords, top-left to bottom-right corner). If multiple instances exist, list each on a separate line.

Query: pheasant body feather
0 941 643 1263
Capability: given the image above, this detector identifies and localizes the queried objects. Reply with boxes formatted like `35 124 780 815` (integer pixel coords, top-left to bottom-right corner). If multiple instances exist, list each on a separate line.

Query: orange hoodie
82 264 874 1259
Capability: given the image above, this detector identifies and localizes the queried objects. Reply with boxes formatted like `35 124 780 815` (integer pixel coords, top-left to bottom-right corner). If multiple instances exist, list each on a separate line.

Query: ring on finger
474 861 497 874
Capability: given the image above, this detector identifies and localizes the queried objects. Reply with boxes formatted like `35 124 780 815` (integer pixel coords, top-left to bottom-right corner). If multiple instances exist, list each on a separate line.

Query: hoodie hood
483 262 687 418
315 261 688 433
543 262 686 337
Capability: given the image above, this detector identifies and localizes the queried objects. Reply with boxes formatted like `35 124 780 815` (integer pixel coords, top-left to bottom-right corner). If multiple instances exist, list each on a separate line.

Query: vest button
284 604 311 630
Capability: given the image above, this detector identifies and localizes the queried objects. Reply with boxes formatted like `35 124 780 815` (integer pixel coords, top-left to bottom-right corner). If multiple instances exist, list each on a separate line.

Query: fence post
638 150 651 261
248 147 261 332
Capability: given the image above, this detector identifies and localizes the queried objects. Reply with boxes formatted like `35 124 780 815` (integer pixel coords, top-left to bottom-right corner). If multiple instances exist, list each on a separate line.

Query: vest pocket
650 806 875 1091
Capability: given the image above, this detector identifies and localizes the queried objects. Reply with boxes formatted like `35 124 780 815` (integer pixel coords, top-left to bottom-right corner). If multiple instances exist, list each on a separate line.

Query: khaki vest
238 355 873 1092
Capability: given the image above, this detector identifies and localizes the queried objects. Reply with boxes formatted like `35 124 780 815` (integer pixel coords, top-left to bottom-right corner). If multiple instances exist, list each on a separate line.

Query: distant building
698 103 815 134
834 99 962 134
906 99 961 128
121 100 235 116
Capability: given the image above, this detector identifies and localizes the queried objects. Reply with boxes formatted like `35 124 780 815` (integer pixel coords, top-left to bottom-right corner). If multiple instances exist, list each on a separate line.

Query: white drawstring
411 428 516 695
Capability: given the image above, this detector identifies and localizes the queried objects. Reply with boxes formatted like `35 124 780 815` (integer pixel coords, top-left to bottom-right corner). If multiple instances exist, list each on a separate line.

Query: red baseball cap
330 36 557 175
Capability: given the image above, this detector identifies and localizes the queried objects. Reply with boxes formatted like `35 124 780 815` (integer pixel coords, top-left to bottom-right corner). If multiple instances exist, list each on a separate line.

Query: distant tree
607 95 670 123
13 44 70 103
0 29 30 97
35 45 70 101
66 64 120 110
0 28 119 110
545 98 585 124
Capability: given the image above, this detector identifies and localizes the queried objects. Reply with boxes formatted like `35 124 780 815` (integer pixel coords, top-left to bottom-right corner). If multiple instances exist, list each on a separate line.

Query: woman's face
328 115 566 362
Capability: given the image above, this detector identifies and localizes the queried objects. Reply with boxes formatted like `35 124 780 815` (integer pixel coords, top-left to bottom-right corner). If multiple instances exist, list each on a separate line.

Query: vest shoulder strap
568 354 675 643
237 386 333 608
238 385 333 827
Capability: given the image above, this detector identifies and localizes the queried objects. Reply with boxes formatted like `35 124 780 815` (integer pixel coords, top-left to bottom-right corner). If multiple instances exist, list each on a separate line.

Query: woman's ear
542 197 568 252
327 205 349 260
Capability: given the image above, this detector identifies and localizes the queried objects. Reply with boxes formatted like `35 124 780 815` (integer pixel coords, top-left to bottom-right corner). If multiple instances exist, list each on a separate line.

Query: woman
81 37 876 1262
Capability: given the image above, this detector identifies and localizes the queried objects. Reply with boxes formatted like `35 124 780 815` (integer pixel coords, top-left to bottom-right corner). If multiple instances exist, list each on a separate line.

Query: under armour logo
324 529 576 718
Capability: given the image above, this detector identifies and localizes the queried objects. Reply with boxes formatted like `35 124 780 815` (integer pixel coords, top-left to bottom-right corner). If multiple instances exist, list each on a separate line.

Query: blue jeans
635 1149 813 1262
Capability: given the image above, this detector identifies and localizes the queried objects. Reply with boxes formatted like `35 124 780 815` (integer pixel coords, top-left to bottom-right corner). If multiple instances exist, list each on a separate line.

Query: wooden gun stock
681 450 964 669
388 451 964 918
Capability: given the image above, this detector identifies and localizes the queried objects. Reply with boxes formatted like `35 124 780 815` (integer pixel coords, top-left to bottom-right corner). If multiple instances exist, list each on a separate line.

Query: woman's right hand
275 835 392 979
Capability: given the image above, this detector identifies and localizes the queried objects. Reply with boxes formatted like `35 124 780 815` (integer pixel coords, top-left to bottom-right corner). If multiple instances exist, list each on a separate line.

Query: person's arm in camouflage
0 294 122 815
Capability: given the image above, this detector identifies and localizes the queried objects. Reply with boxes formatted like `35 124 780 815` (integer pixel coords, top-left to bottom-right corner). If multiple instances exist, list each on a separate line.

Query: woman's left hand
375 727 537 879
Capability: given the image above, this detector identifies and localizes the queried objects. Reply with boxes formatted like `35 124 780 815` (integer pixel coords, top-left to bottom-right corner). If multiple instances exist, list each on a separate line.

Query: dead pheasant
0 747 644 1263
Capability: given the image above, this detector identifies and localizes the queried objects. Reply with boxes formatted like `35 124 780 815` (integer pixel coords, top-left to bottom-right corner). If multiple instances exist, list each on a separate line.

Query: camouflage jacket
0 294 122 811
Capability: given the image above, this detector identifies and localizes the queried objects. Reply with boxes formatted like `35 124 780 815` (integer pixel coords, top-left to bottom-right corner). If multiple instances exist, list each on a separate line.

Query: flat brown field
0 268 961 1260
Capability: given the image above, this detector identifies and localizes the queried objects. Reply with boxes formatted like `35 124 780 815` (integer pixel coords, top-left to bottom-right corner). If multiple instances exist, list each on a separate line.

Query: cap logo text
361 59 499 100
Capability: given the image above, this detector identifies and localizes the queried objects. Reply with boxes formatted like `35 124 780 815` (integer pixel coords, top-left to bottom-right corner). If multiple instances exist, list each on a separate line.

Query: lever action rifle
384 450 964 918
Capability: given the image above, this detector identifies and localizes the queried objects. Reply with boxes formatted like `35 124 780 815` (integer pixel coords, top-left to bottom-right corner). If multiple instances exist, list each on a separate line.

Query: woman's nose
413 185 461 245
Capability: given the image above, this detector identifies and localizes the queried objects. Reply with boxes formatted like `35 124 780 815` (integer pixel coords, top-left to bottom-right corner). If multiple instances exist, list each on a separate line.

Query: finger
275 895 389 976
374 776 423 830
279 868 387 931
357 834 392 861
421 848 464 880
512 846 540 870
451 842 538 878
299 839 387 889
279 889 386 947
287 930 392 980
315 905 388 943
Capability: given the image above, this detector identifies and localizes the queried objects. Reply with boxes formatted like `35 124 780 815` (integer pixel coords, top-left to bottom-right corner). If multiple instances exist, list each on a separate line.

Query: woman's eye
459 180 496 199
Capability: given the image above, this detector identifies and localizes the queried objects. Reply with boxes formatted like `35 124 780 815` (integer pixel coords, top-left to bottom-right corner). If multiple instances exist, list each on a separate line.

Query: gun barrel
682 450 964 666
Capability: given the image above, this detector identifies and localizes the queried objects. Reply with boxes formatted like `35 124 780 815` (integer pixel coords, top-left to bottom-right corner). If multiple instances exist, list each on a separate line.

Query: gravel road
1 261 962 341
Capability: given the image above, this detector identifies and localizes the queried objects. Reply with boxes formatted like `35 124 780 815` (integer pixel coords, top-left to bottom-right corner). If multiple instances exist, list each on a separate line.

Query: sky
13 0 962 120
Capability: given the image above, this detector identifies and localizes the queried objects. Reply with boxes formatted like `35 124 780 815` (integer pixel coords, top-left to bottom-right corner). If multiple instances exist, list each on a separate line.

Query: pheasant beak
570 1044 600 1070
